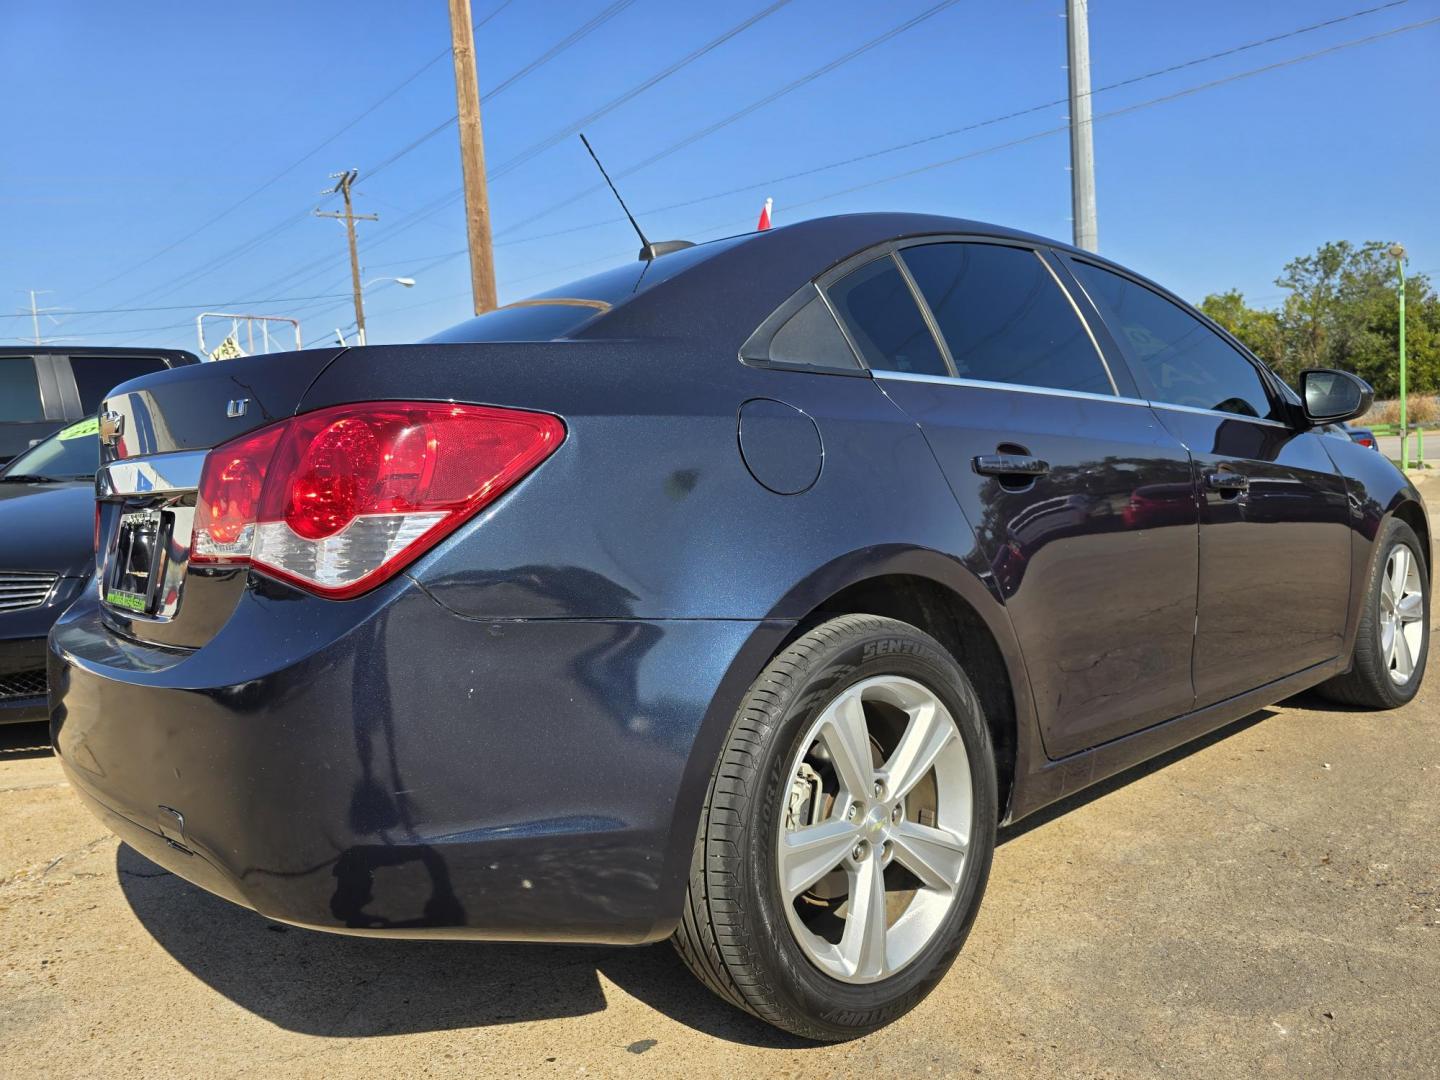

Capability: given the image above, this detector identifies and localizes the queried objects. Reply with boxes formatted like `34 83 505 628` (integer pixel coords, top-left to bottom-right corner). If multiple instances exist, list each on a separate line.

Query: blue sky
2 0 1437 352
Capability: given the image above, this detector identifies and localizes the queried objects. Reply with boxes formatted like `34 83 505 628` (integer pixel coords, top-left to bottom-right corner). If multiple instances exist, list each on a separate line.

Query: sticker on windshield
58 417 100 440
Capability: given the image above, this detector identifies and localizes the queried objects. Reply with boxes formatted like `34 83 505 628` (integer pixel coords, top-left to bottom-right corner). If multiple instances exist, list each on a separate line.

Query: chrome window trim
1144 399 1294 429
873 368 1149 406
97 449 206 499
873 368 1299 427
887 250 957 376
1032 252 1119 395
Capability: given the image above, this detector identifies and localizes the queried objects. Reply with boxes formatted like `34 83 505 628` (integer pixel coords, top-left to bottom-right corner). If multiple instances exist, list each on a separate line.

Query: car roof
563 212 1088 346
0 345 201 364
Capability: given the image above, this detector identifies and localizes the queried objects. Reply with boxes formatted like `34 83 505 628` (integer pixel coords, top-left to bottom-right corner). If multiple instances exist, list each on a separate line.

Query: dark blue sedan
49 214 1429 1040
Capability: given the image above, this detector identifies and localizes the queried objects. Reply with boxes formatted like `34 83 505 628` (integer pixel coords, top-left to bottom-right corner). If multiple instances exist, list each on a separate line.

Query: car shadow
0 720 52 758
998 707 1276 843
114 844 806 1047
114 699 1345 1045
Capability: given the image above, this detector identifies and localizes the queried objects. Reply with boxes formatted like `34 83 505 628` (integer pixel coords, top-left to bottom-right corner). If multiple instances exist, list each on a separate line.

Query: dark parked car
0 345 199 464
1346 423 1380 450
49 214 1428 1041
1 419 99 722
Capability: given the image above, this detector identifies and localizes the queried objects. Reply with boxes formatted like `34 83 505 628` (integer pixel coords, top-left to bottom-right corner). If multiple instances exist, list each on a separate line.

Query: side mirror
1299 368 1374 425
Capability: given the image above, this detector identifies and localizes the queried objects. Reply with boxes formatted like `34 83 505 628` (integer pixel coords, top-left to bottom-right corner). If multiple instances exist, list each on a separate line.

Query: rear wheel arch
775 571 1022 821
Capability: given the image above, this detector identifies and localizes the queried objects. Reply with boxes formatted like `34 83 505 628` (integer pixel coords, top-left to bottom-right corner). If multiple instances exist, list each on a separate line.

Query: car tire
672 614 997 1041
1317 517 1429 709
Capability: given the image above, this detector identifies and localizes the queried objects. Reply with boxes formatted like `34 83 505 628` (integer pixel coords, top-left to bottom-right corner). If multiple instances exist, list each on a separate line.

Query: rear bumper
49 580 781 943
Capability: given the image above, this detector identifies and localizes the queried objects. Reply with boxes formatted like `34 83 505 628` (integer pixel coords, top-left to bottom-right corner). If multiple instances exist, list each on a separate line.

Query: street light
1390 243 1409 469
355 277 418 344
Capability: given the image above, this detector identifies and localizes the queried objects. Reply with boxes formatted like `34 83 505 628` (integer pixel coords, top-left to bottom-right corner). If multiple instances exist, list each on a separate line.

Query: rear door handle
1205 470 1249 492
972 454 1050 477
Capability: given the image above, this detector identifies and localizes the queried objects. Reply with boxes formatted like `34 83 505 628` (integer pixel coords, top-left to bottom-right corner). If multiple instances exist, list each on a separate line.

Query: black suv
0 346 199 464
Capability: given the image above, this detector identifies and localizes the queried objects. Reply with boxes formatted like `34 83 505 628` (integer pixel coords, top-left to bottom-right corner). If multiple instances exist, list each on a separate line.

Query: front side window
1071 261 1279 421
901 242 1113 396
70 355 168 413
825 256 947 376
0 357 43 422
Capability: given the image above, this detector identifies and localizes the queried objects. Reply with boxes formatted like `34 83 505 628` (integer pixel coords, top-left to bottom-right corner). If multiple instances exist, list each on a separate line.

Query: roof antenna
579 133 693 262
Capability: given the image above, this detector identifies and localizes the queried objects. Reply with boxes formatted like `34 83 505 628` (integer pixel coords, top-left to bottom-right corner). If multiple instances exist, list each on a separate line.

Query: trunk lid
94 349 345 648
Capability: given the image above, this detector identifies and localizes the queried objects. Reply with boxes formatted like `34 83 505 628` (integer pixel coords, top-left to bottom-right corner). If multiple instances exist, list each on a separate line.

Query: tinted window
70 355 168 413
826 256 946 376
1072 261 1278 420
2 418 99 479
0 357 43 422
902 243 1112 395
767 293 860 370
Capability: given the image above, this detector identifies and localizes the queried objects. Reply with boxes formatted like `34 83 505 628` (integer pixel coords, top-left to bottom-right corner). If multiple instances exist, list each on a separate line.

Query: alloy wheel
1380 543 1425 686
776 675 973 984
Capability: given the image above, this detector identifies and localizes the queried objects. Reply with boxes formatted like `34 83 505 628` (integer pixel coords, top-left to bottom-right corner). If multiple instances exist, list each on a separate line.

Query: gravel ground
3 524 1438 1078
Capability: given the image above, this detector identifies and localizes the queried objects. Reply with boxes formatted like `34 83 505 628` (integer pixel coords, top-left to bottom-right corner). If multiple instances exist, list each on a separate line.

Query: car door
823 240 1200 759
1065 257 1352 706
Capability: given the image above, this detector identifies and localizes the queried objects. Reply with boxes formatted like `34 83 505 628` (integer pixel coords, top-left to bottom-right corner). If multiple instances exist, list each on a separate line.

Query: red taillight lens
191 402 564 598
1359 437 1375 448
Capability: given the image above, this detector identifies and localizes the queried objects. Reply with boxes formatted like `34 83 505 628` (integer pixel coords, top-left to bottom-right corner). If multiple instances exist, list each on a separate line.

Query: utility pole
1392 242 1409 468
1066 0 1098 252
449 0 498 315
315 170 378 344
23 290 59 345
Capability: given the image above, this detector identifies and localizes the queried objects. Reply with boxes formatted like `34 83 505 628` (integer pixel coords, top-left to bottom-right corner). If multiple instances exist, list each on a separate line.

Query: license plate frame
104 506 169 616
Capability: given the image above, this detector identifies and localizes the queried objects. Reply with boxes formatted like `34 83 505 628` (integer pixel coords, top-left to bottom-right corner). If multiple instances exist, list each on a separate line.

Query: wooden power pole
315 170 378 344
448 0 498 315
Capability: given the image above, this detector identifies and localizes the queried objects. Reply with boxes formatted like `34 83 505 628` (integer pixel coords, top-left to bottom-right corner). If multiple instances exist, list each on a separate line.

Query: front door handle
1205 470 1249 492
973 454 1050 478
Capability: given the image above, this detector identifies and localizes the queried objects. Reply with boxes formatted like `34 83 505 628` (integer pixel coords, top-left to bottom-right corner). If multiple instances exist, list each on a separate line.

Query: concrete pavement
3 550 1438 1077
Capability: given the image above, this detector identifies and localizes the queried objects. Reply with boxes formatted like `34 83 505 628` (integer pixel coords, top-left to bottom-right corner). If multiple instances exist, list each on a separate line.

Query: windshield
2 418 100 480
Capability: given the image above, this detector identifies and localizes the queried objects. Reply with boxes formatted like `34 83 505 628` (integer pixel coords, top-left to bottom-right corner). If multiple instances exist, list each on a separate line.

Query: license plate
105 508 166 615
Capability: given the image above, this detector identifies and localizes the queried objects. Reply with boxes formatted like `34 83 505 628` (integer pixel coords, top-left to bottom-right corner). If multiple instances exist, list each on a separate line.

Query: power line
127 0 650 318
233 0 798 304
781 15 1440 213
361 0 641 183
0 293 350 319
496 0 1427 251
69 0 518 305
496 0 967 240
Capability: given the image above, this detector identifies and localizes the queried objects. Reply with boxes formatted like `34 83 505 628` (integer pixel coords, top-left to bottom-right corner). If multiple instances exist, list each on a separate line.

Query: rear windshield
425 301 608 344
425 234 751 344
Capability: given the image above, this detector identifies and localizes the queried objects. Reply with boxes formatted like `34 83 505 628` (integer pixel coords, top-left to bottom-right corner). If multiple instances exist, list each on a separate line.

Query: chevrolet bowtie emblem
98 410 125 446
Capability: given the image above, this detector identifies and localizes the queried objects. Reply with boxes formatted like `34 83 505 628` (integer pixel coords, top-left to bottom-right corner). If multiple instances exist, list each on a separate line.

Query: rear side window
70 355 169 413
1071 261 1279 421
766 294 860 370
826 256 947 376
0 357 44 421
901 242 1113 396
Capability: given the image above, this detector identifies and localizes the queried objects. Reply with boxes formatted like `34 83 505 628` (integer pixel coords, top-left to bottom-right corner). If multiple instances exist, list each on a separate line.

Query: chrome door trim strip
872 370 1299 429
1144 400 1294 429
871 369 1150 407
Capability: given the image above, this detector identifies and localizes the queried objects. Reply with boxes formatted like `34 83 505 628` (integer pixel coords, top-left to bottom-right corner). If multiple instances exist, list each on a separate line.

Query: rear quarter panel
299 342 1009 625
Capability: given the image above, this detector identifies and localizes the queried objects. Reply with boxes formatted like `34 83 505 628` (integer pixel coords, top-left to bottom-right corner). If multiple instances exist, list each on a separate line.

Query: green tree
1201 241 1439 399
1199 290 1285 374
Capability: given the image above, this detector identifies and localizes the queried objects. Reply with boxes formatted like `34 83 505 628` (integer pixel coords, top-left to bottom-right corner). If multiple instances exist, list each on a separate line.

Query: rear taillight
191 402 564 598
1358 437 1375 448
